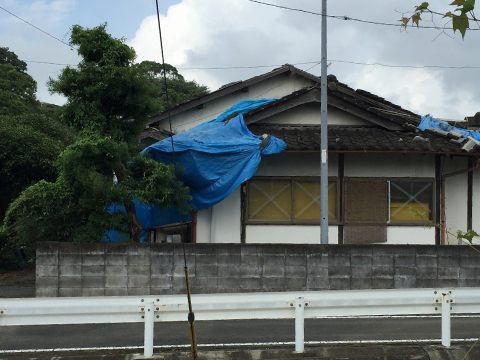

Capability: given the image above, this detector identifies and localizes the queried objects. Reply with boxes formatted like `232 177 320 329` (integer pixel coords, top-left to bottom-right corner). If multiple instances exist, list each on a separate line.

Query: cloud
130 0 480 119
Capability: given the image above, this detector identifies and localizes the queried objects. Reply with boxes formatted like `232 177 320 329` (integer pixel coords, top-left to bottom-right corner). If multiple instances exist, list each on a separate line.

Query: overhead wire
154 1 198 359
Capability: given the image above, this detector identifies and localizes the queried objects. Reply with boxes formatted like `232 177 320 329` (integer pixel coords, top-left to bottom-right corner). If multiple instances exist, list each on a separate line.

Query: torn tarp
143 101 287 210
418 115 480 142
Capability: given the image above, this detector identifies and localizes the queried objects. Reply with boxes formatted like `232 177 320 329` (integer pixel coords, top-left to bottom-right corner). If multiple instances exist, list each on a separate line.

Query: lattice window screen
344 179 387 244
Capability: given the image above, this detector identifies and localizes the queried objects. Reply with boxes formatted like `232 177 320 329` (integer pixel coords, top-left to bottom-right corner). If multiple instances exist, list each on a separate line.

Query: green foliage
137 61 208 111
0 47 27 73
402 1 476 38
0 64 39 115
0 227 21 273
0 113 74 219
5 24 193 247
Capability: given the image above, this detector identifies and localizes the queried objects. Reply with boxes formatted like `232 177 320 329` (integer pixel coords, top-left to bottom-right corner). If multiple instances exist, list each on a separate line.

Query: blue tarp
143 99 287 210
418 115 480 142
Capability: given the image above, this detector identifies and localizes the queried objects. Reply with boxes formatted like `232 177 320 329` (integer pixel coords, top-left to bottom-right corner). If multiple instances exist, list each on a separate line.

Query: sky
1 0 479 120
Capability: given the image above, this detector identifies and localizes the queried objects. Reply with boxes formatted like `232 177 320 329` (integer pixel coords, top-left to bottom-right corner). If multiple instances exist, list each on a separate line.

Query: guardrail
1 287 480 357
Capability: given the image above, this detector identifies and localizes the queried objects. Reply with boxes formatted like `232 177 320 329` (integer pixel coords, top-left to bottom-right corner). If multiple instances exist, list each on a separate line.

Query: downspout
441 158 480 245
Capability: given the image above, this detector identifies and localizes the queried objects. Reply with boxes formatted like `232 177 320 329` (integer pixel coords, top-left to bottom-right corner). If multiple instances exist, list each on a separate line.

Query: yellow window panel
293 181 337 220
390 202 430 221
248 180 292 220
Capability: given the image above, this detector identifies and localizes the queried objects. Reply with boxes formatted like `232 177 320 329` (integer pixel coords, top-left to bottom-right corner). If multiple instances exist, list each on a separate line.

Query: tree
137 61 208 111
0 64 39 115
4 24 192 247
0 47 27 73
403 1 477 38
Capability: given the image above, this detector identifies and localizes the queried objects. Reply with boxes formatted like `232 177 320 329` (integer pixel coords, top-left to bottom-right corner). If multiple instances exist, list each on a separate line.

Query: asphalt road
1 317 479 351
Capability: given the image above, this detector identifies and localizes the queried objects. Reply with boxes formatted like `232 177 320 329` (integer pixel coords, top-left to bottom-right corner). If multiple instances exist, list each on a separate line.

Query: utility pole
320 0 329 244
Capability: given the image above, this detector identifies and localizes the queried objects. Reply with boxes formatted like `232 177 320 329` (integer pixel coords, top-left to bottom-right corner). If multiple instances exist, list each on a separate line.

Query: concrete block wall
36 243 480 297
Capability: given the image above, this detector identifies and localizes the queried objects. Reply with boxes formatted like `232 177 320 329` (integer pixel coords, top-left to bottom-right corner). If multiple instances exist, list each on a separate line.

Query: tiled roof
249 126 475 154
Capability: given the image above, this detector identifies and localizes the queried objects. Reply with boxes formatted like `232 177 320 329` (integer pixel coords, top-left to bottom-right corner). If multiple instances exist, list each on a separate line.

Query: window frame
245 176 340 225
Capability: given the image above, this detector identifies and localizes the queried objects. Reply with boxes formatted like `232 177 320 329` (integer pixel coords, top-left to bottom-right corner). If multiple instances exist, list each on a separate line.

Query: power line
24 60 77 66
245 0 480 31
0 6 76 49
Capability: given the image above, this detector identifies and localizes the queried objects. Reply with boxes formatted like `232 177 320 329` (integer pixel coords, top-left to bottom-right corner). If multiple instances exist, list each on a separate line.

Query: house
142 64 480 245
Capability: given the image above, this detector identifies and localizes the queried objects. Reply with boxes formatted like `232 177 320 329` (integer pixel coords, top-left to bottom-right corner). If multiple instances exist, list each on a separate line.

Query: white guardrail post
441 291 452 347
143 301 155 357
294 297 305 353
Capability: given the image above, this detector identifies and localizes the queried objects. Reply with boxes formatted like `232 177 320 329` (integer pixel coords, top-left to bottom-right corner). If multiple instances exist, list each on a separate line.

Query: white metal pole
144 301 155 357
320 0 329 244
441 292 451 347
294 297 305 352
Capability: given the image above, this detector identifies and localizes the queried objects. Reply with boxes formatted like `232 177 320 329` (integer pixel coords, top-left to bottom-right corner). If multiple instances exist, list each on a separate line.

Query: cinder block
394 276 416 288
36 276 59 288
241 245 262 256
128 254 151 266
106 255 127 266
195 265 218 277
106 288 129 296
83 254 105 266
351 256 373 267
351 266 372 278
150 254 174 267
306 266 328 278
194 244 216 256
36 288 59 297
59 265 81 277
415 246 437 256
460 267 480 279
151 264 173 276
241 265 262 278
437 246 459 257
150 287 173 295
105 276 128 288
307 276 329 290
416 255 437 268
436 279 459 288
150 276 173 288
329 278 350 290
173 254 195 267
372 266 394 278
329 256 350 267
128 276 150 288
195 254 217 265
150 244 174 256
105 265 128 276
438 267 459 279
59 276 81 288
262 266 285 278
128 265 150 277
215 244 241 256
241 256 263 267
285 266 306 278
438 256 460 267
36 254 59 266
459 279 480 287
394 247 416 256
372 278 394 289
351 278 373 290
307 254 328 267
395 266 416 277
82 288 105 296
262 256 285 267
262 245 285 256
415 278 438 288
105 243 128 255
285 255 306 267
329 245 351 257
394 255 415 267
126 243 151 255
59 288 82 297
217 277 242 290
351 246 373 256
328 266 350 278
36 265 58 277
59 254 81 265
262 277 285 291
82 276 105 288
217 254 241 266
285 277 307 291
372 255 394 267
82 265 105 277
240 278 262 291
218 265 240 278
460 256 480 268
173 265 187 277
127 288 150 296
416 267 437 279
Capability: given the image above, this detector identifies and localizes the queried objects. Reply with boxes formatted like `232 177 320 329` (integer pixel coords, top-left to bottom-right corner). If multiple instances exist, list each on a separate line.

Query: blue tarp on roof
419 115 480 142
143 99 287 211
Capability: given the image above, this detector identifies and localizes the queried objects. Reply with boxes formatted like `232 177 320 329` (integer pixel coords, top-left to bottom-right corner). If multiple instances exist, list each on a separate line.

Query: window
388 181 433 222
247 178 337 223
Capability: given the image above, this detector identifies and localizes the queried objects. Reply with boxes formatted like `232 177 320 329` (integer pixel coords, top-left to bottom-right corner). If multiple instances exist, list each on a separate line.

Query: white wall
196 188 242 243
473 167 480 235
443 157 468 244
345 153 435 178
256 153 338 177
246 225 338 244
386 226 435 245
